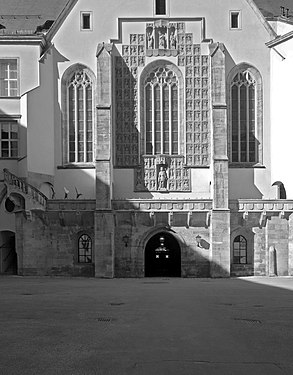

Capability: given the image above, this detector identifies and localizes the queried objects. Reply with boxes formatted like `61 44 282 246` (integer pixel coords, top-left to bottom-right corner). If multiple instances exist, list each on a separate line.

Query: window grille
145 66 179 155
233 235 247 264
67 70 93 163
78 234 92 263
0 59 18 97
0 122 18 158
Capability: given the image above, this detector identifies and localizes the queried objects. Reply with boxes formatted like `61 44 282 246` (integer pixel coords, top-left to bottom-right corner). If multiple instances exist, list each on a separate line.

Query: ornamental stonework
177 25 210 166
135 155 191 192
115 33 145 167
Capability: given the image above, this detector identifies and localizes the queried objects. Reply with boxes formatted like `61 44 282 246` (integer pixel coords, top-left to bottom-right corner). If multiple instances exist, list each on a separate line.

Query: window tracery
228 64 262 165
62 65 95 165
144 66 179 155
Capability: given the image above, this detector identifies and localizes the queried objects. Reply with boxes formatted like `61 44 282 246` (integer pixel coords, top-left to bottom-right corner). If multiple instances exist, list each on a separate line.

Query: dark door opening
0 233 17 275
145 232 181 277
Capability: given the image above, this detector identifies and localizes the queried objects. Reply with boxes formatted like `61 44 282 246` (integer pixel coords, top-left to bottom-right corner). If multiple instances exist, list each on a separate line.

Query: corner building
1 0 293 277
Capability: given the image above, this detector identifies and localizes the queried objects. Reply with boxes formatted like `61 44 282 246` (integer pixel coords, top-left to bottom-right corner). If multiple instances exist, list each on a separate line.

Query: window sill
229 163 265 169
0 157 19 160
57 163 95 169
0 96 20 99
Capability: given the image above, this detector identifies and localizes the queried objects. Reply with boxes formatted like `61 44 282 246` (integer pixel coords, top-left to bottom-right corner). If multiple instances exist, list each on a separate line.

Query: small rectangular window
0 121 18 158
155 0 166 15
0 59 18 97
230 11 241 29
81 12 92 31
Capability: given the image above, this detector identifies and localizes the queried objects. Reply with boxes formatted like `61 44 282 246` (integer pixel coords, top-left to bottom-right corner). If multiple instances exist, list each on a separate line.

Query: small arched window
78 234 92 263
62 64 95 164
228 64 262 165
233 235 247 264
144 65 179 155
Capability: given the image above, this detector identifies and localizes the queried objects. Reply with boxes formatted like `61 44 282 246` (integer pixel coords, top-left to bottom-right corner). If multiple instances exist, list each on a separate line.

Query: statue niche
146 21 178 56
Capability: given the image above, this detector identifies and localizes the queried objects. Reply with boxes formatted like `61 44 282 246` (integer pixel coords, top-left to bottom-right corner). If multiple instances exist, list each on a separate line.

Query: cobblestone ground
1 276 293 375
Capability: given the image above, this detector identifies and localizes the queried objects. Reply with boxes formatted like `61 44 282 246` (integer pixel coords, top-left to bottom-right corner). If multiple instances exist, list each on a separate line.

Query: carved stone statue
159 31 166 49
169 31 176 49
147 30 154 49
158 166 168 190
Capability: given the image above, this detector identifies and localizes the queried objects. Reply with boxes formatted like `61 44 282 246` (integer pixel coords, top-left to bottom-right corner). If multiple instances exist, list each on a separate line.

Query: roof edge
266 29 293 47
45 0 79 42
245 0 277 39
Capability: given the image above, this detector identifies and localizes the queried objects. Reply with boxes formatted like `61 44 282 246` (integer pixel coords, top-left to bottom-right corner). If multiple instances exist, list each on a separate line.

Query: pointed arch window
62 65 95 165
229 64 262 165
67 70 93 163
144 66 179 155
233 235 247 264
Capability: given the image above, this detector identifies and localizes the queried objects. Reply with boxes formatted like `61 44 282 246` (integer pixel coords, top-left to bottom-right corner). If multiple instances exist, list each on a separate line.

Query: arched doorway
145 232 181 277
0 231 17 275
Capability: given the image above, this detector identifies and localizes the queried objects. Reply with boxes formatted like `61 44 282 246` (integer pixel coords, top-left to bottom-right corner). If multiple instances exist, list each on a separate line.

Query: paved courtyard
1 276 293 375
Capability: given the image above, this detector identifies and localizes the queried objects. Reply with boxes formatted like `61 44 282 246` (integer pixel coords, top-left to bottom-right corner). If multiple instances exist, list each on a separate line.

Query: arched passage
145 231 181 277
0 231 17 274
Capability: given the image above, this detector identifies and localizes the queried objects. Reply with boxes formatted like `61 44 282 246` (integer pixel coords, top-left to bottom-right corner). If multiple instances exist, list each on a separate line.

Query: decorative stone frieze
112 199 213 211
134 155 191 192
229 200 293 212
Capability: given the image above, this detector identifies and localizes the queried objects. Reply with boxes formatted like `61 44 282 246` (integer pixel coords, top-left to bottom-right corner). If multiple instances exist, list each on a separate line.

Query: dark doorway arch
0 231 17 274
145 232 181 277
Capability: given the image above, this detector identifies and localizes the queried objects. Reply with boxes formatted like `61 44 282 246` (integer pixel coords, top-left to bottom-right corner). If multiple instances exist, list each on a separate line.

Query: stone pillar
268 245 277 276
288 214 293 276
95 43 115 277
209 43 230 277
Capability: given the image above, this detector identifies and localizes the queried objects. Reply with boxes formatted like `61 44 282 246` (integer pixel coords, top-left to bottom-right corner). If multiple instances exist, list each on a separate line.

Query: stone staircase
3 169 47 211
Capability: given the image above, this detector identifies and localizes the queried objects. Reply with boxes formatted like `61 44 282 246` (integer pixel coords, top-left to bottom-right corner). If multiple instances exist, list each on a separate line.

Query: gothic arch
139 60 185 156
61 63 97 165
227 62 263 165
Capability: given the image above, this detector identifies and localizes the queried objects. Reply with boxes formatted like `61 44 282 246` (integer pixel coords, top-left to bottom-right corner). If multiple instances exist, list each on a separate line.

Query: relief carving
135 156 191 192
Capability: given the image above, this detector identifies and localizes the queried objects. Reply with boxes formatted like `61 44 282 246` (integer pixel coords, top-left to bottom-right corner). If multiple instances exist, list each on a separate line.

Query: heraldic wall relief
114 19 211 193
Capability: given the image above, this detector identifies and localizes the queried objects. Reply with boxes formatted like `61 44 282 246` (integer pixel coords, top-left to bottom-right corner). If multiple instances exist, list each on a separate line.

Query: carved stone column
288 214 293 276
209 43 230 277
95 43 114 277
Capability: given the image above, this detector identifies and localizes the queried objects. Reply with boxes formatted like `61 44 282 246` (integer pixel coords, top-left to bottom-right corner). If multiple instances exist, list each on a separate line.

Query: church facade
1 0 293 277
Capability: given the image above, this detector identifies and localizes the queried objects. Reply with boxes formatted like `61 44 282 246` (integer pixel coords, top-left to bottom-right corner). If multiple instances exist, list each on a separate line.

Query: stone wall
16 210 95 277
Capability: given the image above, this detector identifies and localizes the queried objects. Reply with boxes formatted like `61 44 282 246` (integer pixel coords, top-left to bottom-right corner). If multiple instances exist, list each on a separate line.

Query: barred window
145 66 179 155
231 70 258 163
0 122 18 158
233 235 247 264
0 59 18 97
67 69 93 163
78 234 92 263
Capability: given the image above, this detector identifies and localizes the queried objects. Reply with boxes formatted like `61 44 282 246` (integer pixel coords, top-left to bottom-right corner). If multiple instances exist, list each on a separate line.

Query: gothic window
78 234 92 263
62 65 95 165
0 59 18 97
229 64 262 165
0 121 18 158
144 66 179 155
233 235 247 264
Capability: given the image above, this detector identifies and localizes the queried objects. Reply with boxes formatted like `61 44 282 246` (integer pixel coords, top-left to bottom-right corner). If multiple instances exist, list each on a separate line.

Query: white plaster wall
0 45 40 96
54 169 96 199
48 0 273 200
27 51 55 176
270 38 293 198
